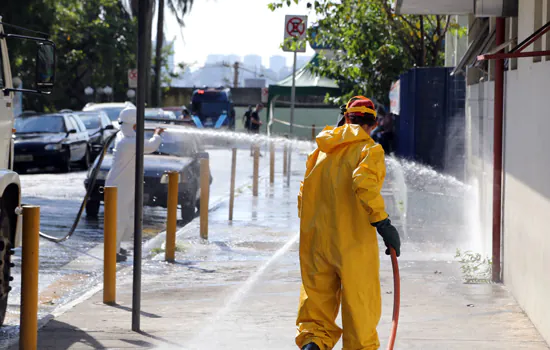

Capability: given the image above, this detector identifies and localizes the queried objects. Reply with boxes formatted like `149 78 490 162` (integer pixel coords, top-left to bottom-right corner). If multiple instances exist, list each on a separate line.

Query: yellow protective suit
296 124 388 350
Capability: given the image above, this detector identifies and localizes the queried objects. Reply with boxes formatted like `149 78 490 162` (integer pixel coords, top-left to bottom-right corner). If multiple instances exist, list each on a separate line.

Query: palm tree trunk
154 0 165 107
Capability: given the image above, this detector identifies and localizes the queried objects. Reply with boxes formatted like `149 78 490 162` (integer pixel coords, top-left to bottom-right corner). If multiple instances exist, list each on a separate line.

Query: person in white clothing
105 107 164 262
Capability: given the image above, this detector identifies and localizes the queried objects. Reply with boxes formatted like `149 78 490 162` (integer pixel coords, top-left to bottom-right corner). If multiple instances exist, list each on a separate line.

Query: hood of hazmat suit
296 124 388 350
105 107 162 251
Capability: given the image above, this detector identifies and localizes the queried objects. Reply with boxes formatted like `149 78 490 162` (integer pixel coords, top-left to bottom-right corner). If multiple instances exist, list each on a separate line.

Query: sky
153 0 318 70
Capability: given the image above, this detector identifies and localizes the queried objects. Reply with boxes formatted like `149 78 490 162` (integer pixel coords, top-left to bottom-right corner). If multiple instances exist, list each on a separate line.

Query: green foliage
269 0 457 105
455 249 493 284
5 0 138 111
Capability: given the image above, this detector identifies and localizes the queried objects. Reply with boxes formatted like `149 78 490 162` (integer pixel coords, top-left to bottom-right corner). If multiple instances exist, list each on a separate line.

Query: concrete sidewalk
21 155 549 349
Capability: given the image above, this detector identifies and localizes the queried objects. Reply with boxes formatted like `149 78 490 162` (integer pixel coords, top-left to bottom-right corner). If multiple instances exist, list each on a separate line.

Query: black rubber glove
372 218 401 257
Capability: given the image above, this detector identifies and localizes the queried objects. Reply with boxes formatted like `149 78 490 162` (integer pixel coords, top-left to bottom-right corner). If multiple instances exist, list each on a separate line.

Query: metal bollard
20 206 40 350
103 187 117 305
253 146 260 196
229 148 237 221
200 158 210 239
165 172 179 262
312 124 316 141
283 145 288 177
269 142 275 184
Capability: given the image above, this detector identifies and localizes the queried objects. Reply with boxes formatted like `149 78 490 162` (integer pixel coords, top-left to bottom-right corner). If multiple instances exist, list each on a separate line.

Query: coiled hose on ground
38 131 120 243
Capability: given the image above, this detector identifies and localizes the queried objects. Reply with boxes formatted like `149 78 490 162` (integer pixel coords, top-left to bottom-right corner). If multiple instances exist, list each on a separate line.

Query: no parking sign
283 15 307 53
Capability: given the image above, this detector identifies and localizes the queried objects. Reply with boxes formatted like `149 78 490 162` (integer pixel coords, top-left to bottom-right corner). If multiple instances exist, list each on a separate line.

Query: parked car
82 101 135 128
162 106 183 119
84 125 212 222
14 113 91 172
73 110 117 159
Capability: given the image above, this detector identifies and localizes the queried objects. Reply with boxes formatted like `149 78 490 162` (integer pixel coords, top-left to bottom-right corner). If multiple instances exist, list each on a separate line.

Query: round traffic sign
286 17 306 38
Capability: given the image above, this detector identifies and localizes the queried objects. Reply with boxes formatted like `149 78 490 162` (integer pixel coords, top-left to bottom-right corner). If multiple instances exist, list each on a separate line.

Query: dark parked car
84 125 212 223
14 113 91 173
73 110 116 159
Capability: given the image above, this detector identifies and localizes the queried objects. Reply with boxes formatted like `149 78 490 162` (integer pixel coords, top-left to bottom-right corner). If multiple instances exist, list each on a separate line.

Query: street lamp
127 89 136 100
103 86 113 102
84 86 94 96
13 77 22 88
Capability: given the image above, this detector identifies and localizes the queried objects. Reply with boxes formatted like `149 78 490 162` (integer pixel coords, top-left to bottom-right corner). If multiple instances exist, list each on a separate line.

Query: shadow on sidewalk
133 330 182 348
175 260 216 273
35 320 105 349
109 303 162 319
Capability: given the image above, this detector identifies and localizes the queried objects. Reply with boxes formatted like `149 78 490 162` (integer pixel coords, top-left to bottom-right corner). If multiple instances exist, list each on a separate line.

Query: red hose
387 248 400 350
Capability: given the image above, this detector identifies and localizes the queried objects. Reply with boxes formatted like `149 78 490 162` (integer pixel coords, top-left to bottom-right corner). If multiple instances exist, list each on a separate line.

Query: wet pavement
12 151 548 349
1 146 285 346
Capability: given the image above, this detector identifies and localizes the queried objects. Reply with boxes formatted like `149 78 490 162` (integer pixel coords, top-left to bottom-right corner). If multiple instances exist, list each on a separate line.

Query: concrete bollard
200 158 210 240
229 148 237 221
269 142 275 185
165 172 179 262
253 146 260 196
20 206 40 350
103 187 117 305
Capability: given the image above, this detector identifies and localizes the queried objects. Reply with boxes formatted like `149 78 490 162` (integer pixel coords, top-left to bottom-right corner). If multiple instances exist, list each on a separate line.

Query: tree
4 0 138 111
126 0 194 106
269 0 456 105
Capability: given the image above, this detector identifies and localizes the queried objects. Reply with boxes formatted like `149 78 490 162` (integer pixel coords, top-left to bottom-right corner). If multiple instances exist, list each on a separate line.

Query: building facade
397 0 550 343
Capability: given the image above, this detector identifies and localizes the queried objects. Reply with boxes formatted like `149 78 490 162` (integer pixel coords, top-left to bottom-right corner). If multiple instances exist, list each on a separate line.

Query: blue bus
189 87 235 129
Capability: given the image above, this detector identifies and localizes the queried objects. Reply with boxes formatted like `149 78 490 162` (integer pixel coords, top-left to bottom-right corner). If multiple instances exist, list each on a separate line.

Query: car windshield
14 115 66 133
145 109 164 118
76 114 101 129
98 107 124 121
164 111 176 119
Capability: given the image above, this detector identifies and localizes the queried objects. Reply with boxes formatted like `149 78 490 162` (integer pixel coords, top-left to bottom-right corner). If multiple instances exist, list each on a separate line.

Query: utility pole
233 62 239 88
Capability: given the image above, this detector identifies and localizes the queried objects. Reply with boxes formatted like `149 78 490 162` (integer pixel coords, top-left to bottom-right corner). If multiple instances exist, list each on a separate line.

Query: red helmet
346 98 377 120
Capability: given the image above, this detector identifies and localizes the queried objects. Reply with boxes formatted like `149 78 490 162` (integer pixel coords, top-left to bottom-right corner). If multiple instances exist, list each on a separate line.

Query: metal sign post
132 0 152 332
287 51 297 185
283 15 307 186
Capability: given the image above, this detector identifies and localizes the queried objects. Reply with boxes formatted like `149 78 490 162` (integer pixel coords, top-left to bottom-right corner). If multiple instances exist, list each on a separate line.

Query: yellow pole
20 206 40 350
165 172 179 262
312 124 316 141
200 158 210 239
269 142 275 184
103 187 117 305
253 146 259 196
229 148 237 221
283 145 288 177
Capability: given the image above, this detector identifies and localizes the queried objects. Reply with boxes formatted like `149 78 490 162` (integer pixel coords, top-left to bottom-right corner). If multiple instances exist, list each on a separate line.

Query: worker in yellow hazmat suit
296 97 401 350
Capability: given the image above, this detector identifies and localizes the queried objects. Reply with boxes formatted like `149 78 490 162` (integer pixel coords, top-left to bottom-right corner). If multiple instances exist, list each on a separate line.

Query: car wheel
86 200 100 218
0 200 13 327
180 201 196 224
60 152 71 173
80 148 91 170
